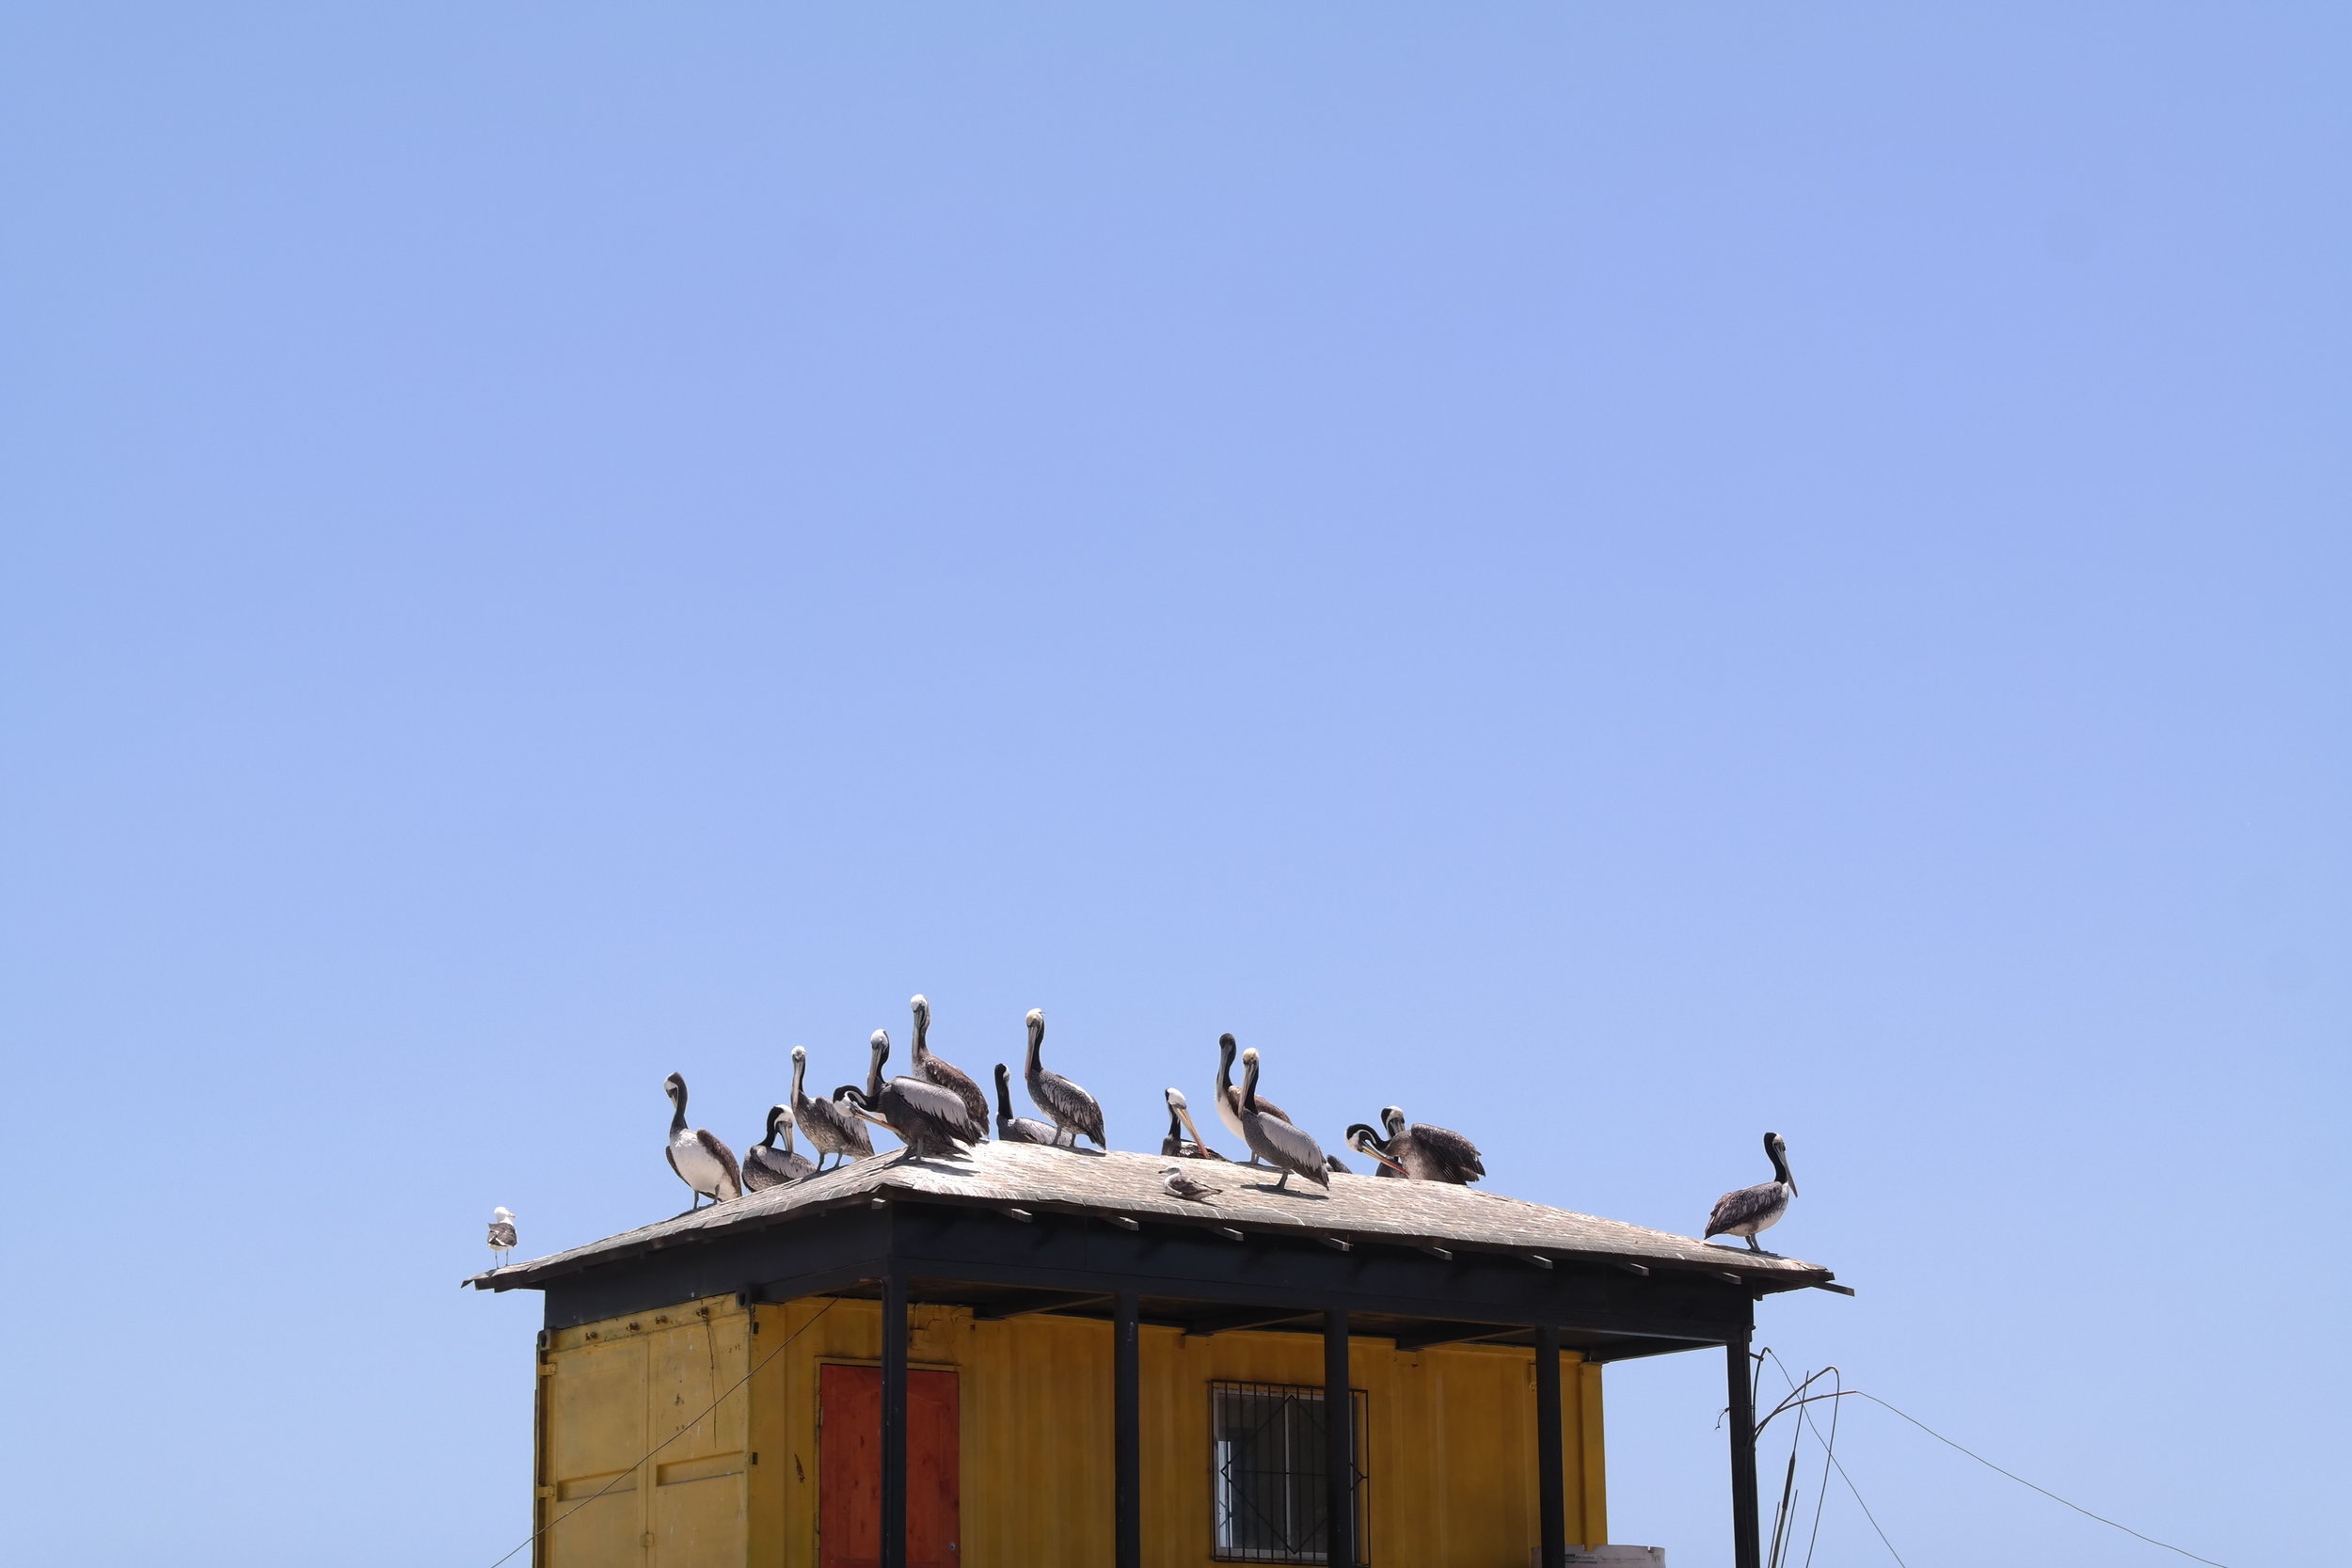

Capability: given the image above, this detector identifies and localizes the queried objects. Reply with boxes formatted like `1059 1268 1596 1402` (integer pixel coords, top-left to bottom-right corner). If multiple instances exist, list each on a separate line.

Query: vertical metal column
1114 1292 1142 1568
1325 1309 1354 1568
1726 1334 1760 1568
882 1269 908 1568
1535 1325 1567 1568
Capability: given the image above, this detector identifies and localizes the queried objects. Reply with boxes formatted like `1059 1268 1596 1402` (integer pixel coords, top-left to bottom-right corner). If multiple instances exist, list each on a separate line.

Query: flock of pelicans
482 996 1802 1267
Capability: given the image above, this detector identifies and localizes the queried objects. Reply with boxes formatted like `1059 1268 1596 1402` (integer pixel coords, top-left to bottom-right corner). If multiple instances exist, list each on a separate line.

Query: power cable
1760 1352 1905 1568
1853 1392 2232 1568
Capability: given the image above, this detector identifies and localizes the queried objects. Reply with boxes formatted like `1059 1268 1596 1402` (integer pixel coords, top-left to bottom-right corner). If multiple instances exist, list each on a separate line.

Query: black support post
1535 1324 1567 1568
1325 1309 1355 1568
1115 1291 1142 1568
882 1268 908 1568
1726 1334 1760 1568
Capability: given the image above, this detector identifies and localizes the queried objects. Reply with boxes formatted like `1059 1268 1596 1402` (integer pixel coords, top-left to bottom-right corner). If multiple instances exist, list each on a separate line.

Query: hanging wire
1852 1393 2233 1568
1759 1351 1905 1568
1798 1367 1840 1568
1748 1350 2231 1568
483 1294 843 1568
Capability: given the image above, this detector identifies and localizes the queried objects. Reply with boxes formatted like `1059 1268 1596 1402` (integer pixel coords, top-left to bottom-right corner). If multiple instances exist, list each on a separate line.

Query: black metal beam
1727 1334 1759 1568
882 1267 908 1568
1325 1310 1355 1568
973 1291 1110 1321
1183 1306 1319 1338
1393 1322 1518 1352
1535 1324 1566 1568
1114 1292 1141 1568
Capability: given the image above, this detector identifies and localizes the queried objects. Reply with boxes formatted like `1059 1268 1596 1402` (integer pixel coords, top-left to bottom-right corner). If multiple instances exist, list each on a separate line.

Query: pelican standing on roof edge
993 1062 1065 1145
1215 1032 1296 1164
1023 1009 1106 1148
1237 1047 1329 1192
663 1072 742 1209
909 994 989 1140
838 1029 977 1161
1705 1132 1798 1252
742 1104 816 1191
791 1046 873 1172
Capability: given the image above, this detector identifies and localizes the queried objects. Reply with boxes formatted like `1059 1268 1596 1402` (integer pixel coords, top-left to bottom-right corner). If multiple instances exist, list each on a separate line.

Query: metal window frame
1208 1380 1370 1566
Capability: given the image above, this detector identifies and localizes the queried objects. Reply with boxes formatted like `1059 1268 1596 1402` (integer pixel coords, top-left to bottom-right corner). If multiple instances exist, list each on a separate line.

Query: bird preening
476 1003 1804 1272
742 1104 815 1191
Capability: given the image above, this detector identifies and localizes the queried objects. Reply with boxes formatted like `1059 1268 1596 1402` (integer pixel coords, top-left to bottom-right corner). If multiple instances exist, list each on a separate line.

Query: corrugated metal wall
535 1293 1605 1568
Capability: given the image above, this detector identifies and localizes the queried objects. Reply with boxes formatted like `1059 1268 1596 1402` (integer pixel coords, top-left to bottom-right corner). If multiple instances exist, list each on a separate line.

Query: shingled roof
468 1140 1834 1295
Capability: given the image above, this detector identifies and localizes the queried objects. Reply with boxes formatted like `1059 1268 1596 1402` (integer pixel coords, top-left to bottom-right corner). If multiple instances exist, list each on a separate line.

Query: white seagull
485 1208 518 1265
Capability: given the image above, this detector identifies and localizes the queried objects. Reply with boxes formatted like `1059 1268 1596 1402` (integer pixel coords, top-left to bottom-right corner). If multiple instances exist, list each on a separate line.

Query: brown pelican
485 1208 517 1264
1023 1009 1105 1148
790 1046 872 1171
663 1072 742 1208
1162 1088 1227 1160
909 994 989 1139
1215 1032 1297 1164
742 1104 816 1191
1237 1048 1327 1192
1373 1105 1486 1184
1162 1165 1221 1202
1342 1124 1411 1177
993 1062 1065 1146
1706 1132 1797 1252
836 1030 976 1161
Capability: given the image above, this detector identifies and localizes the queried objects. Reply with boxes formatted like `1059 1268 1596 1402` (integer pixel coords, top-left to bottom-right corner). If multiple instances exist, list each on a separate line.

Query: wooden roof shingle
467 1141 1834 1294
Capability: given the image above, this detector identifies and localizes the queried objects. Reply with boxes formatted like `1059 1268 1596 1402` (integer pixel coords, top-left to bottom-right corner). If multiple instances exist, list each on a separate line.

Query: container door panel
820 1365 960 1568
646 1314 748 1566
544 1340 649 1568
647 1315 749 1566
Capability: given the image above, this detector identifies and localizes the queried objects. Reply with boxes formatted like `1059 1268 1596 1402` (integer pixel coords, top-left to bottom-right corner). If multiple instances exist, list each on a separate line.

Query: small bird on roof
1215 1032 1296 1165
837 1030 977 1161
742 1104 817 1191
486 1208 517 1264
791 1046 873 1172
1369 1105 1485 1184
1161 1088 1227 1160
1023 1009 1106 1148
993 1062 1066 1145
909 994 989 1140
1161 1165 1221 1202
1705 1132 1798 1252
1236 1046 1328 1193
663 1073 742 1209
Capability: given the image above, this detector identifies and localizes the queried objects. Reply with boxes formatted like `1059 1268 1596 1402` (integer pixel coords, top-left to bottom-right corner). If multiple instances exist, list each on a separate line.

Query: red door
819 1364 960 1568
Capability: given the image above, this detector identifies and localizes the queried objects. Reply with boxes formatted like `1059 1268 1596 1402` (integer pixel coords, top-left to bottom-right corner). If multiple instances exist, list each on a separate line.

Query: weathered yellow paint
535 1294 1606 1568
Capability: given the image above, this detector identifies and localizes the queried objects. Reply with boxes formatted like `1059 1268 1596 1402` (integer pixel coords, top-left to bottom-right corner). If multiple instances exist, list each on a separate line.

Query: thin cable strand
1761 1351 1904 1568
1799 1368 1839 1568
1854 1393 2231 1568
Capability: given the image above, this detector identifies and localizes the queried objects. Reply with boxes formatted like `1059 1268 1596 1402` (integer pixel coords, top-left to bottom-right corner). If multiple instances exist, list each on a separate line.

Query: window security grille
1210 1381 1369 1565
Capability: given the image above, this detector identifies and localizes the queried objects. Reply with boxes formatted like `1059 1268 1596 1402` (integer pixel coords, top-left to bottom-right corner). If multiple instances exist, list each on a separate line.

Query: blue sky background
3 6 2345 1565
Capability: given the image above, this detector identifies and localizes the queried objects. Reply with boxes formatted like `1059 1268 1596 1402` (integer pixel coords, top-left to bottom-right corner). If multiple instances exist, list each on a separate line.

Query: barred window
1210 1381 1369 1565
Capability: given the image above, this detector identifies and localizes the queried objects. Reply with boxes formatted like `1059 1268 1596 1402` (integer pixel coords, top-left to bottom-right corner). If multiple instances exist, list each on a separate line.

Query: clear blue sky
3 6 2344 1566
